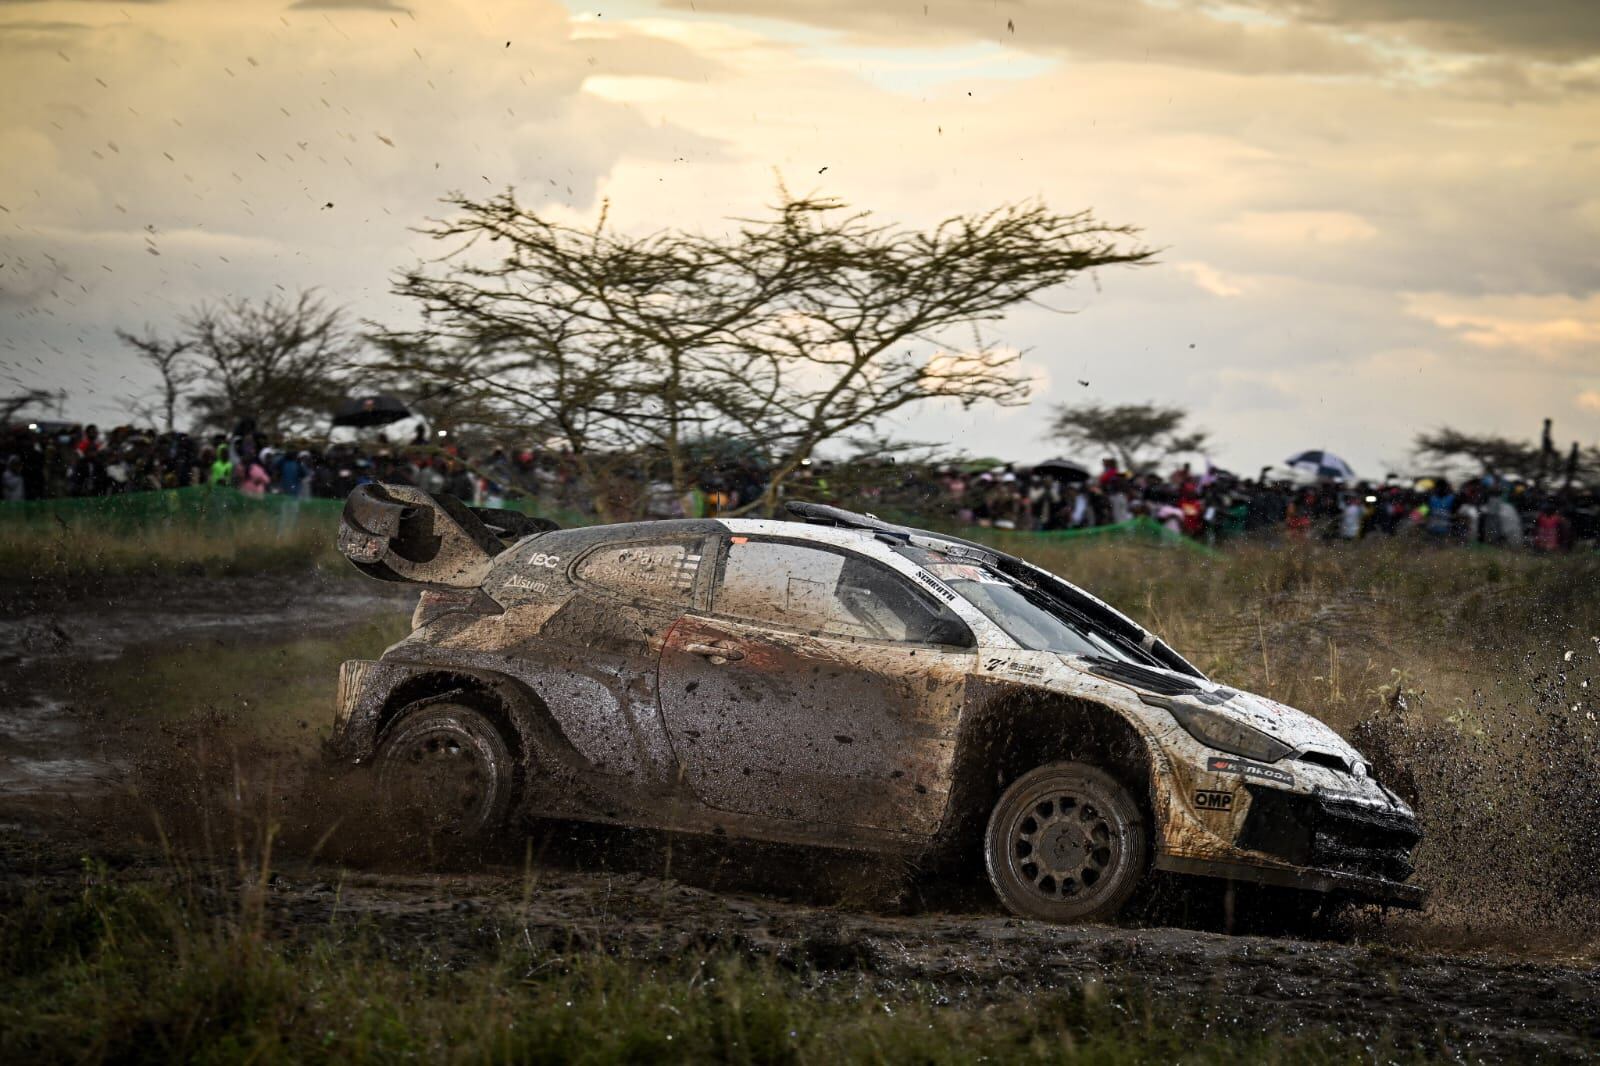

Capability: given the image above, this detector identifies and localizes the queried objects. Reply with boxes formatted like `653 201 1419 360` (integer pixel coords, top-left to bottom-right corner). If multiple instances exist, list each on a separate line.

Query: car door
500 534 707 782
657 535 975 835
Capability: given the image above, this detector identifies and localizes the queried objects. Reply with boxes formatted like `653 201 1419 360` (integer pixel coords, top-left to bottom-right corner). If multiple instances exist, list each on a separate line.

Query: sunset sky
2 0 1597 475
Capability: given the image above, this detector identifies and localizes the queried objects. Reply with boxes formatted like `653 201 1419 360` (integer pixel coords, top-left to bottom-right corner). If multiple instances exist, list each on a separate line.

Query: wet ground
2 574 1598 1061
0 573 408 797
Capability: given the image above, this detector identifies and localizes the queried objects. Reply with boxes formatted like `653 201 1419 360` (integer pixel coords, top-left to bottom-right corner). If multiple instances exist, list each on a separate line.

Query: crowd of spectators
0 421 585 514
4 420 1596 551
907 458 1597 551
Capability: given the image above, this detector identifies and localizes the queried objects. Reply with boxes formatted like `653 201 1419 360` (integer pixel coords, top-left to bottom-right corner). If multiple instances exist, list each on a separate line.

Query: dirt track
2 573 1598 1061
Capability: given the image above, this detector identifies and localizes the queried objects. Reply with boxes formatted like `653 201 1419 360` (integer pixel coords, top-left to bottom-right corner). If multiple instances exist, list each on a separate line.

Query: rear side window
713 538 970 645
574 541 702 605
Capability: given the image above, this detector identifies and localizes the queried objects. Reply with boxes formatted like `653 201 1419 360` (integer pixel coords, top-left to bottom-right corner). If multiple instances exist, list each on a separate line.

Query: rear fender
335 660 644 816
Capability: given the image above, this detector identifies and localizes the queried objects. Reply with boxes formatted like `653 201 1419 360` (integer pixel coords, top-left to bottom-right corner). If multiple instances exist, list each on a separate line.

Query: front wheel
374 702 515 844
984 761 1147 923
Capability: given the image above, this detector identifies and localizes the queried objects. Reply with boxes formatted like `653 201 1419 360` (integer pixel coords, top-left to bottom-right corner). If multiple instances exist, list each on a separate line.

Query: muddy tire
374 702 515 843
984 761 1147 924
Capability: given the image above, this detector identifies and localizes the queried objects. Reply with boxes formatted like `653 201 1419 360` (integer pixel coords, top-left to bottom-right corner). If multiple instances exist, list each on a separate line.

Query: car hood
1059 655 1367 772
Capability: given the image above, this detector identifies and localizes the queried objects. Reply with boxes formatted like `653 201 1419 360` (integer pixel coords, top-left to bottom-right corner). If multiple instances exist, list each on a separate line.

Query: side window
574 541 701 605
714 539 971 645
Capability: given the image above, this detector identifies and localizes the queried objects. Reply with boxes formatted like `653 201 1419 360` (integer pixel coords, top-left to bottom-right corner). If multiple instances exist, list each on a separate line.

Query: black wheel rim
378 725 495 834
1003 783 1126 904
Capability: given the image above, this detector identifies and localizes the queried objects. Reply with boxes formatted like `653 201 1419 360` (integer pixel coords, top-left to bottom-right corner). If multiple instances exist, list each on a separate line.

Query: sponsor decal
1193 789 1234 812
1205 755 1294 786
913 569 958 602
503 554 560 590
982 656 1047 681
674 552 702 592
1314 785 1378 805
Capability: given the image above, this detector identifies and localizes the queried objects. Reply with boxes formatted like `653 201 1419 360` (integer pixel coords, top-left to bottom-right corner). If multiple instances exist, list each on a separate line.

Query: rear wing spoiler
337 483 557 588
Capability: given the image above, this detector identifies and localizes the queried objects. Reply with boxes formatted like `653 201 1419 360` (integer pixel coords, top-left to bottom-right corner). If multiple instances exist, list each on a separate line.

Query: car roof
528 503 1198 678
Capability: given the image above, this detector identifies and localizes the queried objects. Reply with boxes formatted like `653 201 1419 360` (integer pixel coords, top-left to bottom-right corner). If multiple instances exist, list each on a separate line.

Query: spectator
209 443 234 487
2 456 23 501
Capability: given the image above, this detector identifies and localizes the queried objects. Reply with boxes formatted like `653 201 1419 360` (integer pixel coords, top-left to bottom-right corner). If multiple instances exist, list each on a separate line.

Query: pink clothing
240 462 271 496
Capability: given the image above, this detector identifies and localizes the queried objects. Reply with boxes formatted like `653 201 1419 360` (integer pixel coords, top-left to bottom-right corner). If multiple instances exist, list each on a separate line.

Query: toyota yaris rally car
331 486 1423 922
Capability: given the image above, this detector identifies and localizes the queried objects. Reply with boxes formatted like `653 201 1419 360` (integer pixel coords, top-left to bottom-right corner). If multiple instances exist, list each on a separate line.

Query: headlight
1161 700 1292 764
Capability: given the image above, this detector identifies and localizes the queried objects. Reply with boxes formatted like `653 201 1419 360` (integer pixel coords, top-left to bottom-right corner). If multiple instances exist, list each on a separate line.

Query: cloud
1577 389 1600 414
1404 292 1600 364
658 0 1383 78
0 0 722 412
1440 55 1600 102
1238 1 1600 62
1224 210 1379 246
1210 368 1297 412
1176 261 1250 298
2 0 1597 473
289 0 410 11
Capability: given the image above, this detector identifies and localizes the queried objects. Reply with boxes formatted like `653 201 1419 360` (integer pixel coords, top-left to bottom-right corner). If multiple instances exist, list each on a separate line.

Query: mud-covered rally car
331 485 1423 922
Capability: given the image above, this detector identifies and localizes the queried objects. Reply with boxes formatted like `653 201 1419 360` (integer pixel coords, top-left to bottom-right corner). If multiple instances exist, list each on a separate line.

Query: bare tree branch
365 188 1153 515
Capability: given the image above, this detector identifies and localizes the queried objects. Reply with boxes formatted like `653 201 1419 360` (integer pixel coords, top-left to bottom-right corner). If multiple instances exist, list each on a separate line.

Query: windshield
935 566 1151 664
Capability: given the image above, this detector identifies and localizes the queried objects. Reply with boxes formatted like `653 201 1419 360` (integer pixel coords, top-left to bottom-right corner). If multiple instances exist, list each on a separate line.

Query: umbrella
333 394 412 428
1285 449 1355 482
1032 458 1092 482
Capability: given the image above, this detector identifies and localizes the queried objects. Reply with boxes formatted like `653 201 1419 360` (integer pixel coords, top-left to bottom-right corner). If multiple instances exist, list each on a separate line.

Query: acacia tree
117 327 195 431
184 290 354 438
2 389 62 427
370 189 1151 518
1049 401 1208 474
1414 426 1599 485
1414 428 1541 480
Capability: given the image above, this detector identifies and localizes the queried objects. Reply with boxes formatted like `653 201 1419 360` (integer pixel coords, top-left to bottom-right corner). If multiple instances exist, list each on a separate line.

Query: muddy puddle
0 574 409 800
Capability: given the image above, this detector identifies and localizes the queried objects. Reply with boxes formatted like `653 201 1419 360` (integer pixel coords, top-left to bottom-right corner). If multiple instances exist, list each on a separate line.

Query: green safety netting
0 486 343 530
0 486 582 532
974 516 1219 556
2 490 1215 556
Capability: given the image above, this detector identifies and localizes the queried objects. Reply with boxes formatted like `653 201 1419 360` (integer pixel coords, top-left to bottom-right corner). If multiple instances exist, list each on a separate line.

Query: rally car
331 485 1423 922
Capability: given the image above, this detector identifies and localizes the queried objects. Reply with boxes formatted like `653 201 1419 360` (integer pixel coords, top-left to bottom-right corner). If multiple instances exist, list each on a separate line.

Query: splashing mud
1353 642 1600 952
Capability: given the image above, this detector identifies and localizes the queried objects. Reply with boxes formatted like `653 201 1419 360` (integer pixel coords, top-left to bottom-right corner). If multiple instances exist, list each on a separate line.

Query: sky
2 0 1598 477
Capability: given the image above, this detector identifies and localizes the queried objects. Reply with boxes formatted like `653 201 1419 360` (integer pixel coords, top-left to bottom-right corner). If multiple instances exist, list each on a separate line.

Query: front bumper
1162 773 1426 908
1154 853 1426 907
1152 725 1425 908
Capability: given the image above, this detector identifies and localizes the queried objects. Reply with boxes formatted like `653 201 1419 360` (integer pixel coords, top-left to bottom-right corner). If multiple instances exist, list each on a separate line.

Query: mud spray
1353 639 1600 953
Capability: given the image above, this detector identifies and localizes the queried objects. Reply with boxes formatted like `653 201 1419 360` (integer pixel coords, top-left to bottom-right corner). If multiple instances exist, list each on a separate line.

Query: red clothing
1534 513 1566 552
1178 497 1205 537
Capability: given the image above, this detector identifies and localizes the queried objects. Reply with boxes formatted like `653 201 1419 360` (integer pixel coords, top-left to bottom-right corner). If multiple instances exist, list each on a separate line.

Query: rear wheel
984 761 1147 923
374 702 515 843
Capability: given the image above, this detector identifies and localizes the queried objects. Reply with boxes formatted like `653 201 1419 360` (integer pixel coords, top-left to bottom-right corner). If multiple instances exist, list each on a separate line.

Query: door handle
682 640 745 663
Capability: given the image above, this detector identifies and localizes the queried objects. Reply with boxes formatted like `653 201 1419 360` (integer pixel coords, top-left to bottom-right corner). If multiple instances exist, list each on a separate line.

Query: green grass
0 510 347 579
0 871 1428 1066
